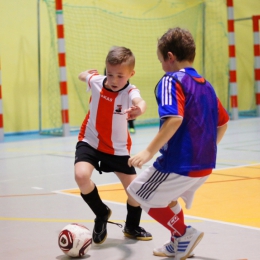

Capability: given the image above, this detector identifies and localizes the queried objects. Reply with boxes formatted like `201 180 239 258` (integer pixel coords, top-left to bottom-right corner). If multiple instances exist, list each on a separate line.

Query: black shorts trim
74 141 136 175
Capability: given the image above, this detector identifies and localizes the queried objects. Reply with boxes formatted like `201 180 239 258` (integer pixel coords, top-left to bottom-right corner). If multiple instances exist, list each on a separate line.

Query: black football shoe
93 207 122 244
123 225 152 241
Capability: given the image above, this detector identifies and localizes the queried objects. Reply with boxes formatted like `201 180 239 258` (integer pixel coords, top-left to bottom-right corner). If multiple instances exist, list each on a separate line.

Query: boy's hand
128 150 153 169
78 69 98 82
124 106 142 120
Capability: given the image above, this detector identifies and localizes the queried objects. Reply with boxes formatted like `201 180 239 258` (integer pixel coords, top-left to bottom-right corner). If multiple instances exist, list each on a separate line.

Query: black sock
81 185 108 217
125 202 142 228
128 120 135 129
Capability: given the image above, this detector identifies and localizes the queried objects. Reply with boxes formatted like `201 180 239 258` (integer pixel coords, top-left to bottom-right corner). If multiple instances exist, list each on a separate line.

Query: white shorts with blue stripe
127 165 209 210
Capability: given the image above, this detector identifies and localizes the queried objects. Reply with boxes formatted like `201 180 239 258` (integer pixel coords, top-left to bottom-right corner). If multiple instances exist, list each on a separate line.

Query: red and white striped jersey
78 73 141 155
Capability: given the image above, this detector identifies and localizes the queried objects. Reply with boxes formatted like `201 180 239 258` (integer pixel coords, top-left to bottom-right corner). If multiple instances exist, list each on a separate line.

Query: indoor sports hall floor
0 117 260 260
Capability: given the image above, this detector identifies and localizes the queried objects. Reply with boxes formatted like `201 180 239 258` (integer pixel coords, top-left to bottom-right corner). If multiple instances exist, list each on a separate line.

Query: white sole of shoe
153 252 195 258
153 249 195 258
180 232 204 260
153 251 174 257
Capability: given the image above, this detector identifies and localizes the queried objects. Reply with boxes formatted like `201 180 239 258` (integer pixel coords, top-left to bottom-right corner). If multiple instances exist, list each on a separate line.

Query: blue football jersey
153 68 219 175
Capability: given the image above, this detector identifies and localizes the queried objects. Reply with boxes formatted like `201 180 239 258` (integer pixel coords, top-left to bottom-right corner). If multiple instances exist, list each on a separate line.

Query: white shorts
127 166 209 209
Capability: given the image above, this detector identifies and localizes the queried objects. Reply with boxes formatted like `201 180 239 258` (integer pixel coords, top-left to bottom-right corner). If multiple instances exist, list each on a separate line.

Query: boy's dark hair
106 46 135 69
157 27 196 62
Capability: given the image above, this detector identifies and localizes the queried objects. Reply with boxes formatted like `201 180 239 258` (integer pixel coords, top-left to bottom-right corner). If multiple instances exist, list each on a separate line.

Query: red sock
177 209 184 222
177 210 185 230
170 204 186 232
148 206 186 237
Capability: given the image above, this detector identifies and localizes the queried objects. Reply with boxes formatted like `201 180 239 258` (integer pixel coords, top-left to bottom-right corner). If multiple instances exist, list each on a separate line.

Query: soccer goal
39 0 228 136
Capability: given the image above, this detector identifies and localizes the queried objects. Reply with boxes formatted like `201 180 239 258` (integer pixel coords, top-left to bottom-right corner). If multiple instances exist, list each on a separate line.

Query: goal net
41 0 228 135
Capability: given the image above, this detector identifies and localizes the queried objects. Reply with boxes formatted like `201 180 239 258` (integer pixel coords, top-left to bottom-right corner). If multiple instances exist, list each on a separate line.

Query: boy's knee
74 169 90 183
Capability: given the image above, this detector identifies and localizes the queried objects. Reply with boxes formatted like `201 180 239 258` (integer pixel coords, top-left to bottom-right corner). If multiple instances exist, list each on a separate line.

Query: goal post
40 0 229 135
55 0 70 136
226 0 239 120
252 15 260 116
0 58 3 141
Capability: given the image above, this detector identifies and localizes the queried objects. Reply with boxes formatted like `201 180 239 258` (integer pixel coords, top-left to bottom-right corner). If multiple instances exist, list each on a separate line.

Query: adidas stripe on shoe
174 226 204 260
153 240 195 258
153 240 176 257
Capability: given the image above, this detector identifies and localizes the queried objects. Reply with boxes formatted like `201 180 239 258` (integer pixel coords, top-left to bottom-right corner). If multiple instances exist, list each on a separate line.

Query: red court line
206 177 260 184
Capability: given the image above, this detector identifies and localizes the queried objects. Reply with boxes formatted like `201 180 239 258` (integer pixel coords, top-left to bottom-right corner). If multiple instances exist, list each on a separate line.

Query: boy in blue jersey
127 27 229 260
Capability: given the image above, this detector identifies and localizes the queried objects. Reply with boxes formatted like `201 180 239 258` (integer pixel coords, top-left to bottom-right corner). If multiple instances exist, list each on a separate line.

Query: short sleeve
86 72 99 91
157 76 185 118
128 87 141 100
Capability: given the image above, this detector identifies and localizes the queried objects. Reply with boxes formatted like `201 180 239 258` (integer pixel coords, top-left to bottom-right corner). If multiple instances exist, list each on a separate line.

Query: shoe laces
135 226 145 232
107 220 123 228
95 216 123 228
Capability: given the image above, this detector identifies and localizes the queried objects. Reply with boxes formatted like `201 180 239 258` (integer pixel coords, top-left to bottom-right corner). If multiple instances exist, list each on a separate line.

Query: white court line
54 182 127 205
53 180 260 231
31 187 43 190
184 214 260 231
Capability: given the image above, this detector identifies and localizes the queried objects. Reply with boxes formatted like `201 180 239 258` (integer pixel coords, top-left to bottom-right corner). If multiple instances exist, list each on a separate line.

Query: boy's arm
78 69 98 82
132 97 146 115
126 97 147 120
216 97 229 144
128 117 183 168
217 123 228 144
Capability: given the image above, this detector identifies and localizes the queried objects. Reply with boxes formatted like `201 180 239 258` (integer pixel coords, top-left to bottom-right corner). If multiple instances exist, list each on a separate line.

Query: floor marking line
0 217 202 224
60 188 125 194
185 214 260 231
206 177 260 184
52 192 260 230
99 189 125 192
213 163 260 171
0 154 44 160
0 193 56 198
46 153 74 158
212 172 260 179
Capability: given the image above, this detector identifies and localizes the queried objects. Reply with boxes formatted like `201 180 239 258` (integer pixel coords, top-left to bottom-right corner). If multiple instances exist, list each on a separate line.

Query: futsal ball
58 223 92 257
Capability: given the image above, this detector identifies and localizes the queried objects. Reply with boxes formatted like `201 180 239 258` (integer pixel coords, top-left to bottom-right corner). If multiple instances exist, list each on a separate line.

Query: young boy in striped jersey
74 46 152 244
127 27 229 260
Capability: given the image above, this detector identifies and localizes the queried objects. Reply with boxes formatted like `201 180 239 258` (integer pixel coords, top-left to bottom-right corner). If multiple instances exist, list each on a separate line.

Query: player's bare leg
75 162 112 244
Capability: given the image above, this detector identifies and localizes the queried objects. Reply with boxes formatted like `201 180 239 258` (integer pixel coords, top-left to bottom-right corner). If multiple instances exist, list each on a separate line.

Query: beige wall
0 0 259 134
0 0 39 133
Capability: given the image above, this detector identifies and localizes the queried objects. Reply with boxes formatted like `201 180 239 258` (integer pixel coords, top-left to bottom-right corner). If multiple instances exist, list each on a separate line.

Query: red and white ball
58 223 92 257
